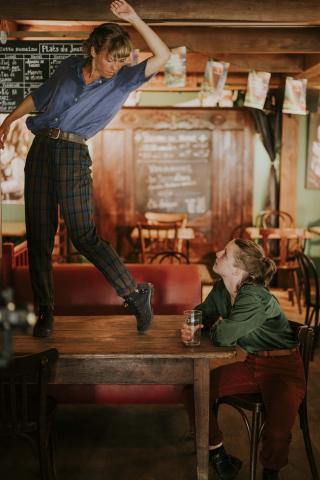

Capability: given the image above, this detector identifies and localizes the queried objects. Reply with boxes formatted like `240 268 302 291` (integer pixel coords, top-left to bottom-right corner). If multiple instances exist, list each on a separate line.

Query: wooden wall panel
91 108 254 259
92 130 127 242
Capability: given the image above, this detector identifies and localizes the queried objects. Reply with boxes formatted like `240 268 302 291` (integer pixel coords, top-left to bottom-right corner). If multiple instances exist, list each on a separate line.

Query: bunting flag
123 90 141 106
282 77 308 115
199 60 230 106
244 71 271 110
131 48 140 66
164 46 187 87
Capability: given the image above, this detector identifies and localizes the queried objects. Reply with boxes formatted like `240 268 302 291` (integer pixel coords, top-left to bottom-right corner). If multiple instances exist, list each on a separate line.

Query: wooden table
245 226 314 241
13 315 236 480
308 226 320 236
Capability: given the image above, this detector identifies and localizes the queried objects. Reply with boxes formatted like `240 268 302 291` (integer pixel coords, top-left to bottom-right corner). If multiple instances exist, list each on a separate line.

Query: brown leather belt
253 347 299 357
36 128 86 145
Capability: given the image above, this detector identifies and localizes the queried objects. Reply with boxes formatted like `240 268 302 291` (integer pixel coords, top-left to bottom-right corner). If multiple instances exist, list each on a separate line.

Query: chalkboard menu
134 129 211 217
0 41 83 113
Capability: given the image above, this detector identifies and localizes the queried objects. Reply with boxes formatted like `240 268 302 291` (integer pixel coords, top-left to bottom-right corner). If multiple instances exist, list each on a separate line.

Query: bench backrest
12 263 201 315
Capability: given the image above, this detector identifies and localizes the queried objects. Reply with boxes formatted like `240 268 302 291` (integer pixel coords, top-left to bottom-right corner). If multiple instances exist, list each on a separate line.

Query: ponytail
234 239 277 287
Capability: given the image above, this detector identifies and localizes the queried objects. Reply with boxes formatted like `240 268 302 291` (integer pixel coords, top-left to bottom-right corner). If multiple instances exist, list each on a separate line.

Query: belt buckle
49 128 61 140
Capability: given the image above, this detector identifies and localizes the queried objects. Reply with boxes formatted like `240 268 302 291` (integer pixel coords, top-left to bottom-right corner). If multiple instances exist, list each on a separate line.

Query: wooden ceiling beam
142 72 285 91
8 27 320 54
129 27 320 54
2 0 320 23
294 55 320 84
184 53 304 74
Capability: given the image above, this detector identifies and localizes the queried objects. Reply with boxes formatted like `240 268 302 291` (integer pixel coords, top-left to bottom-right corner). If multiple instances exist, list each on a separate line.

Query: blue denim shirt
26 56 152 140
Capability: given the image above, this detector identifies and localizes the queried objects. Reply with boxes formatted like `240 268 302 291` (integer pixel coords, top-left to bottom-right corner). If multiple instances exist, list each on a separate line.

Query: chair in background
0 348 59 480
297 251 320 355
137 222 189 264
255 210 294 228
259 228 305 313
145 211 187 226
214 322 318 480
144 212 188 253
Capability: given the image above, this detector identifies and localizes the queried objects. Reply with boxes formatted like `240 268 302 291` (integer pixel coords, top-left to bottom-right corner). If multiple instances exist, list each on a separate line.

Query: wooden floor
0 289 319 480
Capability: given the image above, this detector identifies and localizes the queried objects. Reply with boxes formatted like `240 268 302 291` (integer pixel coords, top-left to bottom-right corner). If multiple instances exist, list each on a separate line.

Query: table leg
194 358 210 480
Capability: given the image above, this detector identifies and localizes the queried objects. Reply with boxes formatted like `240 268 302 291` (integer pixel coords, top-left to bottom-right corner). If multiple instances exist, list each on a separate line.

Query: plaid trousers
24 135 137 310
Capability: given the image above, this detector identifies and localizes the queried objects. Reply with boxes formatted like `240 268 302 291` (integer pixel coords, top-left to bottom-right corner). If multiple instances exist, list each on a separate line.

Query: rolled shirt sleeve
121 58 156 91
194 281 224 329
30 60 69 112
211 290 267 346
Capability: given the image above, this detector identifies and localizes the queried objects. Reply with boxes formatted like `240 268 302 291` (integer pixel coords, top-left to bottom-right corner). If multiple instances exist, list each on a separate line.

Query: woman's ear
91 46 96 58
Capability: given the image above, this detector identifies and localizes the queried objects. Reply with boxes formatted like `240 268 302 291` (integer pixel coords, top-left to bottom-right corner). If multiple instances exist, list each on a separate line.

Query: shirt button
74 97 78 102
54 117 58 122
99 80 102 84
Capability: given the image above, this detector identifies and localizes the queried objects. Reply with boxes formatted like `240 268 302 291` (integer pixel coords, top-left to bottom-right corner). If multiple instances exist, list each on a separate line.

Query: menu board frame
0 40 83 113
134 128 212 217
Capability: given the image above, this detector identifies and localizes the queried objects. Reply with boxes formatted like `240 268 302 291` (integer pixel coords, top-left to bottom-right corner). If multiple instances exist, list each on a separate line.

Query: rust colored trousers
184 351 306 471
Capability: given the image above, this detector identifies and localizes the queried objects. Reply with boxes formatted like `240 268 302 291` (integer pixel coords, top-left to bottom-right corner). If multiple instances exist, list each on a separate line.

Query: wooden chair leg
292 270 302 314
299 400 319 480
249 409 262 480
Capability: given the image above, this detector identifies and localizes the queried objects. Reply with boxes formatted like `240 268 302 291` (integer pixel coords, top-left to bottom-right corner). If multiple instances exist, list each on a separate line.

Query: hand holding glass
183 310 202 346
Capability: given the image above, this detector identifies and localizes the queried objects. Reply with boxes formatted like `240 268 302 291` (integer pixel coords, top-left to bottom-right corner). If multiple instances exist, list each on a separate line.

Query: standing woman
0 1 170 337
181 239 306 480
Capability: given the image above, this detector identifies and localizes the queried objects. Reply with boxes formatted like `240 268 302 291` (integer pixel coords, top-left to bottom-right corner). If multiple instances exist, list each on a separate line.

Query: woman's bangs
108 37 132 59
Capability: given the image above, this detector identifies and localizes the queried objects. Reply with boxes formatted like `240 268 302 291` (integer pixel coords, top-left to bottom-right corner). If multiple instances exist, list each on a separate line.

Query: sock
209 442 223 451
209 444 224 456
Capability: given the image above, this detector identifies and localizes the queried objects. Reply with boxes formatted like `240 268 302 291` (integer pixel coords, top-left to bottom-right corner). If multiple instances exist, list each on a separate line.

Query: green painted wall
252 133 272 223
2 204 25 222
296 116 320 257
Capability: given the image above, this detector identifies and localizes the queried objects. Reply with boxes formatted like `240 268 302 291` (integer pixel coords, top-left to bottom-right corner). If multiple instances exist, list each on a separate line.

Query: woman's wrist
127 13 143 27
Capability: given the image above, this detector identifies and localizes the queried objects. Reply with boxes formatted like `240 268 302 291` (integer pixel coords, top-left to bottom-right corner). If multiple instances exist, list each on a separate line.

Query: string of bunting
162 46 308 115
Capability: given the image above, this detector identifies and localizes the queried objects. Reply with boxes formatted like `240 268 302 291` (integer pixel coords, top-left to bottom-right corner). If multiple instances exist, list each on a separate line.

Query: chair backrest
255 210 294 228
138 222 180 263
288 321 314 382
297 251 320 315
144 212 187 228
144 212 188 253
0 348 58 434
259 228 305 265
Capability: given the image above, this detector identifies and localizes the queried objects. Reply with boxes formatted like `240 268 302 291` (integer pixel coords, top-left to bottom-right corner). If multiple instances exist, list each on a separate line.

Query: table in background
13 314 236 480
308 226 320 236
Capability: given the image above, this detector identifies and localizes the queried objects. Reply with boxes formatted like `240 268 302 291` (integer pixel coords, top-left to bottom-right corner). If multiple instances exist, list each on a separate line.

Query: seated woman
181 239 306 480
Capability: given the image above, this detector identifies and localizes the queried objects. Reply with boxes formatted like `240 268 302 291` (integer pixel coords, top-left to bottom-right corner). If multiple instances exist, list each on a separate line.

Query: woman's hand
110 0 139 23
180 322 203 344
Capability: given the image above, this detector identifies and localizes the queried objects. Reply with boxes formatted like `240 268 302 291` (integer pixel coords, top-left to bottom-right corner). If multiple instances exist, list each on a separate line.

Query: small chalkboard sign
134 129 211 217
0 40 83 113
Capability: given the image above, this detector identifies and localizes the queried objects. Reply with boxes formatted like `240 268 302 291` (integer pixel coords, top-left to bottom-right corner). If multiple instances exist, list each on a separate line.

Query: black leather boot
124 283 154 333
262 469 280 479
209 446 242 480
33 307 54 337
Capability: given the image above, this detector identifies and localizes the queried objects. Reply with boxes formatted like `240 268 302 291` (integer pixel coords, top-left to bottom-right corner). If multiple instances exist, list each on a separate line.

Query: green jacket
195 280 297 353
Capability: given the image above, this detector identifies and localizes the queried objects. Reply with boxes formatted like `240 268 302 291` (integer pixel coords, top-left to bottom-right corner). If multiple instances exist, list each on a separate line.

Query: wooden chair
138 222 189 264
144 211 188 227
255 210 294 228
215 322 318 480
259 228 305 313
297 251 320 355
0 348 59 480
144 212 188 253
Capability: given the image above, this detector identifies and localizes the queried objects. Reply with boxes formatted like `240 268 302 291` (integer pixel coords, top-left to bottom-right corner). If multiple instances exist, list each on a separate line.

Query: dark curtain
249 105 282 214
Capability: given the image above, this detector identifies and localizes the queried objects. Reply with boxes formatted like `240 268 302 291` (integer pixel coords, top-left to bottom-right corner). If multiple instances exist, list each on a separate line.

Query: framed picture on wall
306 111 320 189
0 114 31 204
